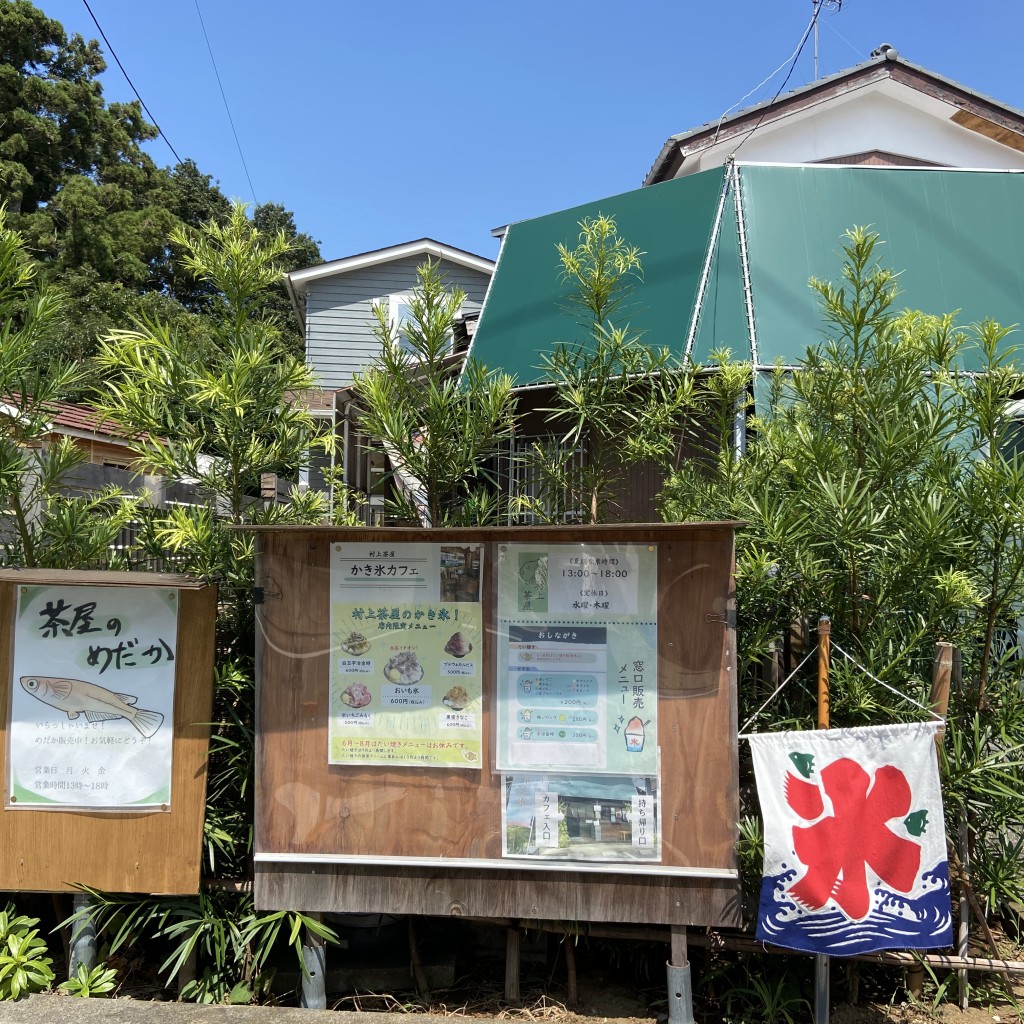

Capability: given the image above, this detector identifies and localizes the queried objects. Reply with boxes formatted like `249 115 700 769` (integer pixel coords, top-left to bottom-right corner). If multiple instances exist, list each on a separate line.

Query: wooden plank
0 581 216 893
0 569 207 589
951 109 1024 153
254 525 741 926
255 863 742 926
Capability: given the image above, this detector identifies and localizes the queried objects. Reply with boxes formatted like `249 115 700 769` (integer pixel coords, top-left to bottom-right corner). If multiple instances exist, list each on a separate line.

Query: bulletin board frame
252 524 742 927
0 569 217 894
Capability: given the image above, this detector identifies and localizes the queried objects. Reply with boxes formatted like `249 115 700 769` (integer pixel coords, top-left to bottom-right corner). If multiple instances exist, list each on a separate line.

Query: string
738 647 818 734
831 641 945 721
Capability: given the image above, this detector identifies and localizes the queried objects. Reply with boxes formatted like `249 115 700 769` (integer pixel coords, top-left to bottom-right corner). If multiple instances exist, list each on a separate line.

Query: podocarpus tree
519 215 699 525
353 258 518 526
91 203 336 1001
660 226 1024 924
0 207 138 568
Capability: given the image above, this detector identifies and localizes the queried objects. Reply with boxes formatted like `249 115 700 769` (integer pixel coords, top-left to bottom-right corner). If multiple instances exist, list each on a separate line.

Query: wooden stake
910 642 956 1000
408 915 431 1003
815 617 831 1024
930 642 953 746
816 617 831 731
505 925 522 1003
564 933 578 1009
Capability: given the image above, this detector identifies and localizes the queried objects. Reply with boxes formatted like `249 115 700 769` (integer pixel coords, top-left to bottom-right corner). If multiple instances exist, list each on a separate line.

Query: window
388 293 460 357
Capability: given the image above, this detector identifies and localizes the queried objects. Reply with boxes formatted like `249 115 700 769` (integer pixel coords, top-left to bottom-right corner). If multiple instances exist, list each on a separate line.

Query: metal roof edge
459 223 513 385
733 160 1024 174
285 239 495 296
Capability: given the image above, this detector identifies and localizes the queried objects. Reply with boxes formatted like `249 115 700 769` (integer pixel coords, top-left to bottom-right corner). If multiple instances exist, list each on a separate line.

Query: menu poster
496 544 658 775
329 542 483 769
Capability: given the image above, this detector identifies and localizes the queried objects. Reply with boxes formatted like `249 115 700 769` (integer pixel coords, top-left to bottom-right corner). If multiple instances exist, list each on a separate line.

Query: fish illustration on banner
747 722 951 956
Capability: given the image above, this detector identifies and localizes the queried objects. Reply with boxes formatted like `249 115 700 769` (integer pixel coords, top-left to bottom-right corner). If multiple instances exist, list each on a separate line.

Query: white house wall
684 87 1024 175
304 255 491 389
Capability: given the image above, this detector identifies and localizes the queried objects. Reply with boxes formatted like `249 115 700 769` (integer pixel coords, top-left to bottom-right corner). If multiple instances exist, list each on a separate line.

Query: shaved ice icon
625 716 645 753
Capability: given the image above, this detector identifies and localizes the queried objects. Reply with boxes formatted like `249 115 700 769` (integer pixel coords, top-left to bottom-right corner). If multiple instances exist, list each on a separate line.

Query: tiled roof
43 400 124 438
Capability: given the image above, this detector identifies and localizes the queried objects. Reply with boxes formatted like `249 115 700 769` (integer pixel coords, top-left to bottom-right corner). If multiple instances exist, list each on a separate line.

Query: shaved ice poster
329 542 483 769
8 585 179 811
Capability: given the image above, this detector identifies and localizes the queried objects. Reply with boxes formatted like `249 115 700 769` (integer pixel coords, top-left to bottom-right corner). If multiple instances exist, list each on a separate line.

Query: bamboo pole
908 642 956 999
816 616 831 730
815 617 831 1024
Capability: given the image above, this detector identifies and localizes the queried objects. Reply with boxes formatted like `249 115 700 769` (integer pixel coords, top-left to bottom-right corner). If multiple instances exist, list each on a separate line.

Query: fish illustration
20 675 163 739
904 809 929 836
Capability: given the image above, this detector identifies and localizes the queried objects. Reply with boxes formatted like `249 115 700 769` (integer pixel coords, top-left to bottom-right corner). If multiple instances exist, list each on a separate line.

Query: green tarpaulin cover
468 164 1024 386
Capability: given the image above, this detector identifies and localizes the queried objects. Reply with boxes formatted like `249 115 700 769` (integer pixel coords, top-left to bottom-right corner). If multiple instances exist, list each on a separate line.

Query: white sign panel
8 585 179 810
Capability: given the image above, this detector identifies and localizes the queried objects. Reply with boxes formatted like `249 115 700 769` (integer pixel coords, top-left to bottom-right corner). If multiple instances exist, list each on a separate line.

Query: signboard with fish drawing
0 569 216 894
9 584 178 809
329 541 483 769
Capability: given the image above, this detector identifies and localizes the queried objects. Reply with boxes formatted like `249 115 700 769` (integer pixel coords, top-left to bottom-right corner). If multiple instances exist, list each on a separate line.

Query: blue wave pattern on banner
756 863 952 956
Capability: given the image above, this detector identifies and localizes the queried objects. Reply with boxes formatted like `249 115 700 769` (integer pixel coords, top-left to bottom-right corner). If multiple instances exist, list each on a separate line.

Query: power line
731 1 835 158
80 0 183 165
193 0 259 206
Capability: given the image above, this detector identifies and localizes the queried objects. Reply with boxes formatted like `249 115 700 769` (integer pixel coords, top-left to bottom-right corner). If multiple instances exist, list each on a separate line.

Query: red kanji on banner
785 758 921 920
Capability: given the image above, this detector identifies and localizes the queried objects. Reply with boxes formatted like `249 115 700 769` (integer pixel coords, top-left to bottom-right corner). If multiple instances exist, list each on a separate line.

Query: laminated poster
8 585 179 810
501 771 660 863
496 543 658 775
329 542 483 769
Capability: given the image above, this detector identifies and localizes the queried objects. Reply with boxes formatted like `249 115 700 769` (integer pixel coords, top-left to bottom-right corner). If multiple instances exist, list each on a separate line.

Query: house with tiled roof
0 398 193 504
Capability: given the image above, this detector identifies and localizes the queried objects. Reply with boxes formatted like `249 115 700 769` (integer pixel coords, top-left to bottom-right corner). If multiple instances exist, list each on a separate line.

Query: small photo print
440 545 482 603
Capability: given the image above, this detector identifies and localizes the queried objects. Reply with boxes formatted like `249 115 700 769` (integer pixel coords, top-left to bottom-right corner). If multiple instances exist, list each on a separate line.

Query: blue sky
38 1 1024 262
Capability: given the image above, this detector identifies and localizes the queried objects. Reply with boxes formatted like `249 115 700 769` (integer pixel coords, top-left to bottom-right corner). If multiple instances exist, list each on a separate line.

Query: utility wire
730 1 833 158
193 0 259 205
81 0 182 164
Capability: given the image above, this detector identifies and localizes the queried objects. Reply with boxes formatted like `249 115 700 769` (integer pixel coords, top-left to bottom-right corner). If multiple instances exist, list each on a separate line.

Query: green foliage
702 951 808 1024
0 207 139 567
97 202 329 527
1 2 320 373
95 206 331 915
661 225 1024 920
0 904 54 1000
58 963 118 998
556 213 643 325
521 214 698 524
64 889 337 1005
354 258 517 526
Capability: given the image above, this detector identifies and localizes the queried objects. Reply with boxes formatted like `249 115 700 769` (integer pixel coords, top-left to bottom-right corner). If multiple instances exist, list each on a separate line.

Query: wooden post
815 617 830 1024
816 616 831 730
505 924 521 1002
909 642 955 999
930 642 953 746
667 925 694 1024
958 817 971 1010
407 915 431 1003
564 933 578 1009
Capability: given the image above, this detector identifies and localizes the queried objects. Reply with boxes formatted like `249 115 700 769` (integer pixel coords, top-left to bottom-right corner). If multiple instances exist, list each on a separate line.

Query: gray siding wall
305 256 491 389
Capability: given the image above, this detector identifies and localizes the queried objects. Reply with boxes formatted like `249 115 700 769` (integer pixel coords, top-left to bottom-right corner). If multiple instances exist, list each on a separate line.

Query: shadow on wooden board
250 524 741 927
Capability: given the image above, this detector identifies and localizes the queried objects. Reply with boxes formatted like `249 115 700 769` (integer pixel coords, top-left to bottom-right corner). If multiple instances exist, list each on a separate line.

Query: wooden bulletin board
0 569 216 894
253 524 741 927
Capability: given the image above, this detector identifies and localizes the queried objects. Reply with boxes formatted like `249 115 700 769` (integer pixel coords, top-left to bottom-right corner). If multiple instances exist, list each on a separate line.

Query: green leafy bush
0 905 54 1000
